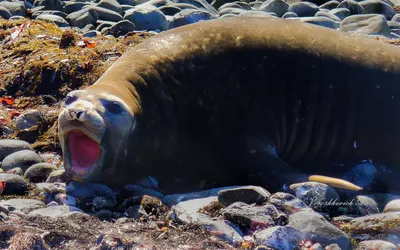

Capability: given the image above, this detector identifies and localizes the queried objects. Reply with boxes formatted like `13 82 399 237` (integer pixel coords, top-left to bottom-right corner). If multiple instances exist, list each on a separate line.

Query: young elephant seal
58 17 400 194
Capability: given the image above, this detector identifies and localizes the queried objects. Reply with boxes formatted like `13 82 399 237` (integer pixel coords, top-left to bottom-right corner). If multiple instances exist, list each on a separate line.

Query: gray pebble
36 14 70 27
124 4 168 31
66 8 99 28
356 240 397 250
258 0 289 17
1 149 42 172
0 6 12 19
269 192 311 214
0 199 45 214
15 109 41 131
28 205 83 217
0 174 29 195
288 2 320 17
359 0 396 20
383 199 400 212
24 163 58 183
337 0 365 15
0 1 26 17
340 14 390 37
0 139 32 162
45 169 68 183
329 7 351 20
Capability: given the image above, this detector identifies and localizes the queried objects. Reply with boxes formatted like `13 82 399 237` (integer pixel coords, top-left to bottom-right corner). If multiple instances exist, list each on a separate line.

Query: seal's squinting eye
64 95 77 105
105 101 125 115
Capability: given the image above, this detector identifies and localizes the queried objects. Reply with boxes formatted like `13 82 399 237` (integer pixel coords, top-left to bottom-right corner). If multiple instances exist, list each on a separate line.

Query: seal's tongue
69 130 100 169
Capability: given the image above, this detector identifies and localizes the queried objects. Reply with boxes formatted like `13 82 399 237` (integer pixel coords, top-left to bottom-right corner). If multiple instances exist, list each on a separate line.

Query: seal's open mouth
67 130 101 176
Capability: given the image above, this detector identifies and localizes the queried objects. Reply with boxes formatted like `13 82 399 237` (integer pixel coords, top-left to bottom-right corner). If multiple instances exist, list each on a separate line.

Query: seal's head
58 88 136 183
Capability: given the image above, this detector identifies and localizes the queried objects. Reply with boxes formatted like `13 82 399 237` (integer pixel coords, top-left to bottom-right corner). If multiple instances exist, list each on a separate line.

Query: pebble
46 169 68 183
345 212 400 234
384 199 400 212
24 163 58 183
0 139 33 162
258 0 289 17
359 0 396 20
122 184 164 199
1 149 43 172
0 199 45 214
66 8 99 28
217 185 270 207
340 14 391 37
287 2 320 17
15 109 41 131
124 205 149 219
0 6 12 19
0 173 29 195
0 1 26 17
169 9 215 29
124 4 168 31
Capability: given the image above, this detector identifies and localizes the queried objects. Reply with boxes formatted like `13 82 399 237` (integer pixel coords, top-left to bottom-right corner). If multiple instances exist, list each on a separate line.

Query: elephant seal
58 16 400 194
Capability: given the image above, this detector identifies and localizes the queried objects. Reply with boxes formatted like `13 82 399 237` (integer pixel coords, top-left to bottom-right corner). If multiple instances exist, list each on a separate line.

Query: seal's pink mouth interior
68 130 100 169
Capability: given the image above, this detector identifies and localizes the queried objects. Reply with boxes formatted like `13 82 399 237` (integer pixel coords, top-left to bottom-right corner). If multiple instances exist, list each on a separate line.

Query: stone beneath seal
58 16 400 194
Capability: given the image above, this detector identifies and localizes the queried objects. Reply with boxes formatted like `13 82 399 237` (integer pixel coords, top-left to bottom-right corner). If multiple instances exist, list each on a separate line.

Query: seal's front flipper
237 136 363 192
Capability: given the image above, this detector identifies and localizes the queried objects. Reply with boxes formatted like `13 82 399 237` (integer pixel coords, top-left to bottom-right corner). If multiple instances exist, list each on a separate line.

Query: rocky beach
1 0 400 248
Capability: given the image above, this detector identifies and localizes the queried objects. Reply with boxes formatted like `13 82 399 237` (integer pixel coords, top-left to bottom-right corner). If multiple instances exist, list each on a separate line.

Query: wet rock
254 226 304 250
289 182 339 212
102 20 136 36
218 186 270 207
222 202 275 231
0 6 12 19
94 209 113 221
0 1 26 17
162 186 241 206
329 8 351 20
97 0 122 14
36 14 70 27
384 199 400 212
0 173 29 195
0 139 33 162
93 196 116 209
325 244 342 250
269 192 311 214
24 163 58 183
365 193 400 211
33 0 65 12
346 195 379 215
83 30 101 37
337 0 365 15
0 199 45 214
282 11 298 18
392 13 400 22
343 162 377 190
66 8 99 28
340 14 390 37
319 0 339 10
315 10 342 21
124 4 168 31
288 2 320 17
124 205 149 220
67 181 116 200
288 211 351 249
1 150 42 172
84 6 123 22
261 204 288 226
168 9 215 29
173 196 244 244
356 240 397 250
258 0 289 17
28 205 83 217
359 0 396 20
46 169 68 183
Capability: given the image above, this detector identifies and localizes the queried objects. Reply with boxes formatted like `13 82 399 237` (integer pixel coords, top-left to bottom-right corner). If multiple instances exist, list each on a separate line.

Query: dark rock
169 9 215 29
36 14 70 27
288 2 320 17
343 162 377 190
269 192 311 214
0 1 26 17
258 0 289 17
24 163 58 183
359 0 396 20
0 139 32 162
83 6 123 22
337 0 365 15
102 20 135 36
124 205 149 219
33 0 65 11
222 202 275 231
1 150 42 172
66 8 99 28
0 174 29 195
94 209 112 220
319 0 339 10
122 184 164 199
218 186 270 207
0 6 12 19
15 109 41 131
97 0 122 14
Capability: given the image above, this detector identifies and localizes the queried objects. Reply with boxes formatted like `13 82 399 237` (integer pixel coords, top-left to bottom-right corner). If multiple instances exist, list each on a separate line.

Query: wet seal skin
58 16 400 194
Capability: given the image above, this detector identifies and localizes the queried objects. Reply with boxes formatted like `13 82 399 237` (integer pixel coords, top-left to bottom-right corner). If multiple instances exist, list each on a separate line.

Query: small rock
28 205 83 217
124 4 168 31
15 109 41 131
0 139 32 162
46 169 68 183
329 8 351 20
258 0 289 17
359 0 396 20
319 1 339 10
1 150 42 172
33 0 65 12
24 163 58 183
384 199 400 212
102 20 135 36
97 0 122 14
345 212 400 234
218 185 270 207
288 2 320 17
66 8 99 28
0 173 29 195
337 0 365 15
122 184 164 199
356 240 397 250
168 9 215 29
269 192 310 214
340 14 390 37
222 202 275 231
0 6 12 19
0 199 45 214
6 167 23 176
124 205 149 220
94 209 112 220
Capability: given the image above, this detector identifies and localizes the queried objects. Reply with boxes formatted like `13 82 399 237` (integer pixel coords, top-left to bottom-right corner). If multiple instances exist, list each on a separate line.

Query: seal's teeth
308 175 363 191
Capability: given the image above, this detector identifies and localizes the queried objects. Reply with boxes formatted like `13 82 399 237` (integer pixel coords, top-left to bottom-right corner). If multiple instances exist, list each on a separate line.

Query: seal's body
58 17 400 194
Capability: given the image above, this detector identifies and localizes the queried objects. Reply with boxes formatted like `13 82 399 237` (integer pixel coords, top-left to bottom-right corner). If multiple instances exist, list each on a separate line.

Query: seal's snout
67 109 87 122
